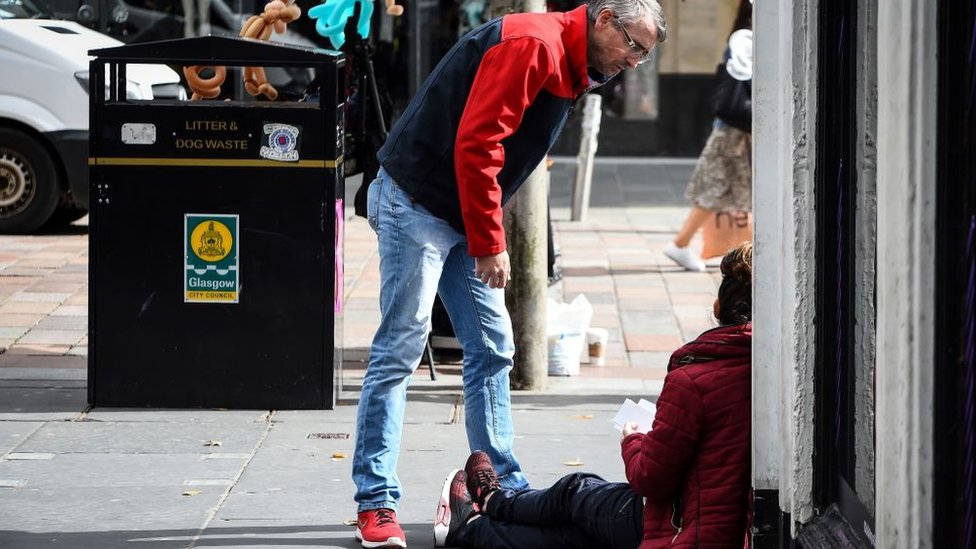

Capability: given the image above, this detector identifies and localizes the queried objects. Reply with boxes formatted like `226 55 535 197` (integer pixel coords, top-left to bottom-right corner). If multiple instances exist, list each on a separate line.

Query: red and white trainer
433 469 477 547
356 508 407 548
464 451 500 511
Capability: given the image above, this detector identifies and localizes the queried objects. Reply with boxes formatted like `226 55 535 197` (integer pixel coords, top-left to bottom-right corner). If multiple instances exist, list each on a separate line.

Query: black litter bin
88 36 344 409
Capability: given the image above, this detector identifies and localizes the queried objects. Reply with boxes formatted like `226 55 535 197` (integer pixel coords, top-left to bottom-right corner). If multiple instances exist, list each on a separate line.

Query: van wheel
0 128 60 234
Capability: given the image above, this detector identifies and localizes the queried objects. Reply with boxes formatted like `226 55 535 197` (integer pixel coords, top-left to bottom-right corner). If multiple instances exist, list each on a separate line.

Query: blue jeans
454 473 643 549
353 168 529 512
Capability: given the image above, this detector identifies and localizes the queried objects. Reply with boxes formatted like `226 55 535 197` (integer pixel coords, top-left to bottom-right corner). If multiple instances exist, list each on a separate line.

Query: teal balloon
308 0 374 49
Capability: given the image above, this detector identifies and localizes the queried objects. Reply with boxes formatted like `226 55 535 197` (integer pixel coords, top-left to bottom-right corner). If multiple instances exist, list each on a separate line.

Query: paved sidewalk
0 158 726 548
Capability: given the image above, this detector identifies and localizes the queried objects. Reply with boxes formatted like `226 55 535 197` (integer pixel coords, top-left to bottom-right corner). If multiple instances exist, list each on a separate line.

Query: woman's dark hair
716 241 752 325
730 0 753 36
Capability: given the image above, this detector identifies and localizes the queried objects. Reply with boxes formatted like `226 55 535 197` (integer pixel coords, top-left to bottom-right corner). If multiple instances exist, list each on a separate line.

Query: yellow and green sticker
184 214 239 303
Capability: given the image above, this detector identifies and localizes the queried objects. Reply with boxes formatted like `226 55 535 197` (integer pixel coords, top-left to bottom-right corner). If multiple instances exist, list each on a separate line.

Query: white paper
611 398 657 433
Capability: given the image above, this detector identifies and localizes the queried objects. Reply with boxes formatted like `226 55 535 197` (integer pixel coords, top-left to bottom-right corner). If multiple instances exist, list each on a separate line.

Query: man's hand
474 251 511 289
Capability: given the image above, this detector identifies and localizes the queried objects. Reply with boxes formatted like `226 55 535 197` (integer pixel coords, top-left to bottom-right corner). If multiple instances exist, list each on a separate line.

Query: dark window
935 2 976 547
813 1 875 544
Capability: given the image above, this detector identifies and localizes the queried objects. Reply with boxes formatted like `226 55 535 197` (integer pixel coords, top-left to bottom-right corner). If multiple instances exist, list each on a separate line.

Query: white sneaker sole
356 527 407 548
664 247 706 272
433 468 461 547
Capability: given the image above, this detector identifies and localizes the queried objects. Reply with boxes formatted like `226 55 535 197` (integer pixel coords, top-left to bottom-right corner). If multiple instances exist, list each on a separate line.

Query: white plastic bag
546 294 593 376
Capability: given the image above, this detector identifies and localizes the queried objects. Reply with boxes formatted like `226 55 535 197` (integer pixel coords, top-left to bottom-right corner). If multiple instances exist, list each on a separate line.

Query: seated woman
433 241 754 549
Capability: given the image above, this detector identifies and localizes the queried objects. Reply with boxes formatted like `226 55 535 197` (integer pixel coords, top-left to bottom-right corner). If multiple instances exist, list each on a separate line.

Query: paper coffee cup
586 328 609 366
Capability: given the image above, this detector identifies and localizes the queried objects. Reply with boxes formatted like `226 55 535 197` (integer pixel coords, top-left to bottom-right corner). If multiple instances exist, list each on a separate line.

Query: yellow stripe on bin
88 157 342 168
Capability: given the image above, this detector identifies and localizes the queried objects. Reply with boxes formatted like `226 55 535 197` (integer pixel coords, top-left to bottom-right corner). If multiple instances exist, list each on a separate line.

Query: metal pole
571 93 602 222
490 0 547 390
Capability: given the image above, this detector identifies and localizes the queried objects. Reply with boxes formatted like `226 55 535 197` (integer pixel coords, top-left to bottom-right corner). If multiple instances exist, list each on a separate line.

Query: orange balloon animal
183 0 303 101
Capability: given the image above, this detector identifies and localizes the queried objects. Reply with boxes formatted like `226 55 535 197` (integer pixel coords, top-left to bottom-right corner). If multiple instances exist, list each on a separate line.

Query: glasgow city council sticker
184 214 239 303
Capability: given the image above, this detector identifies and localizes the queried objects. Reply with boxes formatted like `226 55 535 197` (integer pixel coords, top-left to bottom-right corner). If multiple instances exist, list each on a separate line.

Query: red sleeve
454 36 556 257
621 369 704 502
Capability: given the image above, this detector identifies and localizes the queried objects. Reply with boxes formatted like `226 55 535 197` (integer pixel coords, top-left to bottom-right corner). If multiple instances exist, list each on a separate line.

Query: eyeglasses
613 17 653 65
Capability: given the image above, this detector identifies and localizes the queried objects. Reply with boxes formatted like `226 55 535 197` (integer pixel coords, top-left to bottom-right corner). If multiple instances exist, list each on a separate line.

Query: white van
0 0 182 232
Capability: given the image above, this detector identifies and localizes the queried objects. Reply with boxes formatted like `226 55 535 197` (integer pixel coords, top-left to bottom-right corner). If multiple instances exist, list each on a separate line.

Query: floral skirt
685 125 752 212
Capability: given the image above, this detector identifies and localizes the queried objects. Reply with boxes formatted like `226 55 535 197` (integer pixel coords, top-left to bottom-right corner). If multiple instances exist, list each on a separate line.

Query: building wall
752 0 818 533
657 0 738 74
875 1 937 547
754 0 940 546
852 0 877 518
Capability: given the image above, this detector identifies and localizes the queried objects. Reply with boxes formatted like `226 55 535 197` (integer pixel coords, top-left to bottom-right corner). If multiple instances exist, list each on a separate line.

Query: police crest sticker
184 214 239 303
259 123 300 161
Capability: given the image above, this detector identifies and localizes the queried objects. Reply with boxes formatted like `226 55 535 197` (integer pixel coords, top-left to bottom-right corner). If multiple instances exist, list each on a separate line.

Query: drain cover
307 433 350 439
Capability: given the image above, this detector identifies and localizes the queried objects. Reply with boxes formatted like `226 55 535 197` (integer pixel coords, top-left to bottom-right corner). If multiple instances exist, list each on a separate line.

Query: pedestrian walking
665 0 753 271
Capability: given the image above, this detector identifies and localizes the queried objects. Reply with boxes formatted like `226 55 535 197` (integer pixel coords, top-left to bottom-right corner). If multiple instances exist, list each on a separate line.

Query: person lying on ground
433 242 755 549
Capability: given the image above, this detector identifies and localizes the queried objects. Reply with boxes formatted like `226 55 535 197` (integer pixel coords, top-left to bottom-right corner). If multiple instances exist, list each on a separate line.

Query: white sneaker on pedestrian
664 243 706 272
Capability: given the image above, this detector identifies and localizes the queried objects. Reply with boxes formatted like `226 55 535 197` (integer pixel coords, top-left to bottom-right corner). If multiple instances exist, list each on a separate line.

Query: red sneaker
434 469 476 547
356 508 407 548
464 451 500 510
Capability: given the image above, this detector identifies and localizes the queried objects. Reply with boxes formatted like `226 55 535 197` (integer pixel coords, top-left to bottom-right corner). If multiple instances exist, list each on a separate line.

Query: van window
0 0 51 19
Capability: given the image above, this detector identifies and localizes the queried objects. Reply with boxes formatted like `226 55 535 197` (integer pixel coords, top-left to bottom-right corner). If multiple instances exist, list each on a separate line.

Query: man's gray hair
587 0 668 43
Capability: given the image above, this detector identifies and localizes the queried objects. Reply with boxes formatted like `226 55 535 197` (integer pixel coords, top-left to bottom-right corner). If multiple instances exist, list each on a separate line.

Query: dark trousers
454 472 643 549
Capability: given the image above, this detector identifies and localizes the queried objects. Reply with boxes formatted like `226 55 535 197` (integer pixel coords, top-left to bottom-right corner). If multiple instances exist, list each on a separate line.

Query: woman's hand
621 422 640 441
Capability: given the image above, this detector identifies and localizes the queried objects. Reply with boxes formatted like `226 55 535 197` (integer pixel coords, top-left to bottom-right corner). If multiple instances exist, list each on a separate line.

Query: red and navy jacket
377 6 600 257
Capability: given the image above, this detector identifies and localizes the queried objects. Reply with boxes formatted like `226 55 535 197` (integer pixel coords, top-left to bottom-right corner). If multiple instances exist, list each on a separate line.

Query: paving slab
0 485 224 542
0 422 44 455
0 454 247 489
13 420 269 455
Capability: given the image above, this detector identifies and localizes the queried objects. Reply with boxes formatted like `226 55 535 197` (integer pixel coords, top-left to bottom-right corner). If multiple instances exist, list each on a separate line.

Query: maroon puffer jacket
621 323 752 549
